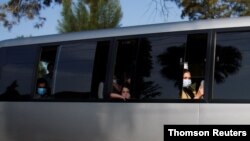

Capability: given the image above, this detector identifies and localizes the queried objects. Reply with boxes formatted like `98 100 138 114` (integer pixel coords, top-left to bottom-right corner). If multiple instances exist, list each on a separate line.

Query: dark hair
37 78 48 87
121 83 131 96
36 78 51 96
183 69 190 74
182 87 195 99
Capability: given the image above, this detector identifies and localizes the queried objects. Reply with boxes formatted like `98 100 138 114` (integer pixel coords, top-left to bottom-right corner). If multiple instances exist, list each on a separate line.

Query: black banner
164 125 250 139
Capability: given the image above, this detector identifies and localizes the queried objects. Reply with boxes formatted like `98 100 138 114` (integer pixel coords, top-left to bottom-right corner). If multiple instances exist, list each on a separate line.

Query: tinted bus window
111 39 139 100
0 46 39 99
91 41 110 99
214 31 250 100
53 41 98 99
136 35 187 99
134 33 207 100
34 46 58 99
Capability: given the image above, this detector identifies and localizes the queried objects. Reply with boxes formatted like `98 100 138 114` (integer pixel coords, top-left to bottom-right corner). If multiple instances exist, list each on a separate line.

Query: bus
1 16 250 140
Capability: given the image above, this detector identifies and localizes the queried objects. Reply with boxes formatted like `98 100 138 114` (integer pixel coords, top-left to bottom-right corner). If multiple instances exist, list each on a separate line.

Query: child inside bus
36 78 50 97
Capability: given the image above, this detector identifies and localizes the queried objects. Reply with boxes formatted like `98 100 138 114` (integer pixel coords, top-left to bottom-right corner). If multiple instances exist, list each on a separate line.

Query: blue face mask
38 88 47 95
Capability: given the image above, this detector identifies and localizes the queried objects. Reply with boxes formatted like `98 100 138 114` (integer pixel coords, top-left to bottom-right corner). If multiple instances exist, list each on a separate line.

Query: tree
57 0 79 32
153 0 250 20
0 0 62 30
57 0 122 33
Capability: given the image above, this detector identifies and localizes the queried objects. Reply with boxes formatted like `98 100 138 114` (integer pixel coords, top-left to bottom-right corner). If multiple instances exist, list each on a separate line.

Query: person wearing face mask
36 78 50 97
180 69 204 99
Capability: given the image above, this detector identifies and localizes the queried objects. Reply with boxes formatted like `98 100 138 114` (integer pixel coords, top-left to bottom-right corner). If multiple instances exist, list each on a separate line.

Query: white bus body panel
0 102 249 141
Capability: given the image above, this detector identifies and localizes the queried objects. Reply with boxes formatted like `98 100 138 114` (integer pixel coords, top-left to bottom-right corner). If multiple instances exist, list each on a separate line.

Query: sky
0 0 187 41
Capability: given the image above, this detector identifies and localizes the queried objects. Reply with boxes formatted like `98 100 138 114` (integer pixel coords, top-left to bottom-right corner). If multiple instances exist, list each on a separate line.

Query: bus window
132 33 207 100
180 34 207 100
34 46 57 99
91 41 110 99
110 39 139 101
134 35 186 100
214 31 250 100
53 41 99 99
0 46 39 100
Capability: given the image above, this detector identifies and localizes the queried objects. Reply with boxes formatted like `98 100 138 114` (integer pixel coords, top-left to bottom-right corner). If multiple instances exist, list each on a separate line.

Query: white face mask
183 79 192 88
113 79 117 83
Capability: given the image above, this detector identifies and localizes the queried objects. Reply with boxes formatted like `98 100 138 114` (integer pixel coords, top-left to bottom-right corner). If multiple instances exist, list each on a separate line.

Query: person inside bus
110 75 131 101
121 84 131 100
180 69 204 99
36 78 50 97
111 84 131 101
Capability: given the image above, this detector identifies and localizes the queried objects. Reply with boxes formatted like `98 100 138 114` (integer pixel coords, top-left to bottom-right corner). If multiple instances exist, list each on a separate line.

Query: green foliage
168 0 250 20
57 0 122 33
0 0 62 30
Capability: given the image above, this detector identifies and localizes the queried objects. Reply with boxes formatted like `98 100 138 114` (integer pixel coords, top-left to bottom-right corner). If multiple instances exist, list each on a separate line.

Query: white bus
1 16 250 140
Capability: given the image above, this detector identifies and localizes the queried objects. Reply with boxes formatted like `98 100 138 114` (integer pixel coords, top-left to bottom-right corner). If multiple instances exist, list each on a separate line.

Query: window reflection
0 46 39 99
214 32 249 99
136 35 187 99
132 33 207 100
111 39 138 101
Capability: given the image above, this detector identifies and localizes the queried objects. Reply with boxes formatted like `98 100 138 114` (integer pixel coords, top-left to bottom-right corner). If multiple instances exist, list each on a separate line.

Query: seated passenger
180 69 204 99
121 85 131 100
111 84 131 101
36 78 50 97
110 75 131 101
